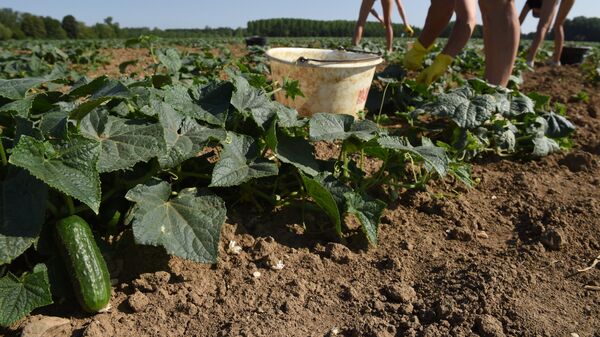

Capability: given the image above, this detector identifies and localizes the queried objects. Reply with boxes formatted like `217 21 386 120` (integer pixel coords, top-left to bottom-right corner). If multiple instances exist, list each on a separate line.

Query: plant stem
46 201 58 217
0 139 7 166
178 171 212 180
63 194 75 216
266 87 282 97
376 82 391 125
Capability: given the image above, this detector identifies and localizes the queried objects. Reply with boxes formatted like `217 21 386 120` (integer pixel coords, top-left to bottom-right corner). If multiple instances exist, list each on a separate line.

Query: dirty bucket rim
265 47 383 68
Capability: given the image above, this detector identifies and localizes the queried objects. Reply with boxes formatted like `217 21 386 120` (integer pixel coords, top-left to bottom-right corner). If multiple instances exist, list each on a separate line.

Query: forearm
394 0 409 26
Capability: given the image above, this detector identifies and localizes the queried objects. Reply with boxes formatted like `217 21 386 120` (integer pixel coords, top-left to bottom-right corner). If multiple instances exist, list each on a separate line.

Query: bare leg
479 0 520 86
418 0 455 48
441 0 477 57
526 0 559 63
353 0 377 46
394 0 410 27
552 0 576 63
381 0 394 51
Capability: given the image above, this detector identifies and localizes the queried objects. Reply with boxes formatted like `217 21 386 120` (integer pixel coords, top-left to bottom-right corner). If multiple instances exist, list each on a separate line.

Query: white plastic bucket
265 47 383 118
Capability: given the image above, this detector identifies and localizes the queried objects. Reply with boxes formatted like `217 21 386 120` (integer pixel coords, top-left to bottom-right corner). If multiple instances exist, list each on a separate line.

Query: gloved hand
404 24 414 37
403 40 433 70
417 53 453 86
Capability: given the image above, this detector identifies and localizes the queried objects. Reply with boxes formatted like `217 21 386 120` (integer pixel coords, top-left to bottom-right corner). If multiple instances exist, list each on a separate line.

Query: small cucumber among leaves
55 215 111 313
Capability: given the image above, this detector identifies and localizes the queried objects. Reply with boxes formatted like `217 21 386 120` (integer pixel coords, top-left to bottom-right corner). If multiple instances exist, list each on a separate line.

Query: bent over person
403 0 520 87
352 0 413 52
520 0 576 67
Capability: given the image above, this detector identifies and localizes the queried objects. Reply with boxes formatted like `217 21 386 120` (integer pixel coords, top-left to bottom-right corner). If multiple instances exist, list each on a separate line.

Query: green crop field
0 34 599 336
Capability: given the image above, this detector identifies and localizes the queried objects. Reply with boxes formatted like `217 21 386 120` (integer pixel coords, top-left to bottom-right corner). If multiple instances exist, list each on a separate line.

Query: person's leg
441 0 477 57
353 0 377 46
525 0 559 64
552 0 576 63
479 0 520 86
418 0 455 48
381 0 394 51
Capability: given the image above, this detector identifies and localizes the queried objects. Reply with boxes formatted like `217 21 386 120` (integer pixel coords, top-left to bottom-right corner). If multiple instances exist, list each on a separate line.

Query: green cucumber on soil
55 215 111 313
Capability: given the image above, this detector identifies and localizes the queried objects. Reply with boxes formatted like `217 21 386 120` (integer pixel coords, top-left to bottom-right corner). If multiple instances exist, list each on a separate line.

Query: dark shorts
527 0 542 9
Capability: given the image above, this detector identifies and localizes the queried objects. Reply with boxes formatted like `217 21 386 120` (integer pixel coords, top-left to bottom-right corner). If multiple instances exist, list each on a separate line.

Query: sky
1 0 599 34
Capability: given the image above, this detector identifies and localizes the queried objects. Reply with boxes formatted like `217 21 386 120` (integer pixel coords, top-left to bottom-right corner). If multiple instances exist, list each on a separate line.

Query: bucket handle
296 47 382 65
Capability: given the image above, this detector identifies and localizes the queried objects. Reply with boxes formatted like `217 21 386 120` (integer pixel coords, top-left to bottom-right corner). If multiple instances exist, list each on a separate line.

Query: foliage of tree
43 16 67 39
61 15 78 39
246 18 421 38
20 13 46 38
0 22 12 40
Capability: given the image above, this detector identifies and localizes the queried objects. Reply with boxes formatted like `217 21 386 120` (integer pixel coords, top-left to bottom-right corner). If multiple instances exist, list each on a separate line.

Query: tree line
0 8 599 42
247 18 421 38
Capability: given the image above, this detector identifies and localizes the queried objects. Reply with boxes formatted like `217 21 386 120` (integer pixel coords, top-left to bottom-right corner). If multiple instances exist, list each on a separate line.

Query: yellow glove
417 53 453 86
403 40 434 71
404 25 414 37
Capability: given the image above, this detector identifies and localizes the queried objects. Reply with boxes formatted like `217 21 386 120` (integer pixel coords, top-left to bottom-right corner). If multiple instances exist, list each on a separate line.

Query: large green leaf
191 81 232 126
210 133 278 187
125 180 226 263
430 90 495 128
532 136 560 157
344 192 385 245
378 136 449 176
508 93 535 116
0 77 47 100
274 133 319 177
68 77 130 121
0 264 53 327
543 112 576 138
0 96 34 117
309 113 380 141
157 101 225 168
300 173 342 237
157 48 182 74
0 168 47 264
230 74 277 129
9 135 101 213
80 110 166 172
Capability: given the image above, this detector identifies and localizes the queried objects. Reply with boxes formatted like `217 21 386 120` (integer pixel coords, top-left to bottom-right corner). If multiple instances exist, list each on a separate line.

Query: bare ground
2 62 599 337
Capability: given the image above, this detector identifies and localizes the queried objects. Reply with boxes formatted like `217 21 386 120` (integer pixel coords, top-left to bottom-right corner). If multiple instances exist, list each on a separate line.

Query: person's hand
416 54 453 86
404 24 414 37
403 40 432 70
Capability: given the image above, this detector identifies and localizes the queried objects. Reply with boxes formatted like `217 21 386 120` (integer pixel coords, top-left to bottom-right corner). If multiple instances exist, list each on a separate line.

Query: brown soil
3 65 600 337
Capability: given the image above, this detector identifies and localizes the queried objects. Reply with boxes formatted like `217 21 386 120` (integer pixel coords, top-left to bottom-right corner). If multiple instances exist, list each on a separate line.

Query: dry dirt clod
132 271 171 292
127 291 150 312
474 315 506 337
381 284 418 304
81 316 115 337
20 316 71 337
250 237 277 260
540 227 565 251
325 242 354 264
447 227 474 242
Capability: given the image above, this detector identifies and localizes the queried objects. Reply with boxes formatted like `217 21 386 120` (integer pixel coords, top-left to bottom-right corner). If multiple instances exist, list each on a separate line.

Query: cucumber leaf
0 264 53 327
9 135 101 214
309 113 380 141
125 180 226 263
0 167 47 264
344 192 386 245
80 109 166 173
210 133 278 187
300 173 342 237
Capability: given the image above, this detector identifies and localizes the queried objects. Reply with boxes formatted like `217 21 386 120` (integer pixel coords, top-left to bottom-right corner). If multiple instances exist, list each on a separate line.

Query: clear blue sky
1 0 598 33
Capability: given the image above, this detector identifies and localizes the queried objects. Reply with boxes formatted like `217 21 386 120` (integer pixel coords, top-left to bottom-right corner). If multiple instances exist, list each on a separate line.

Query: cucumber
55 215 111 312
